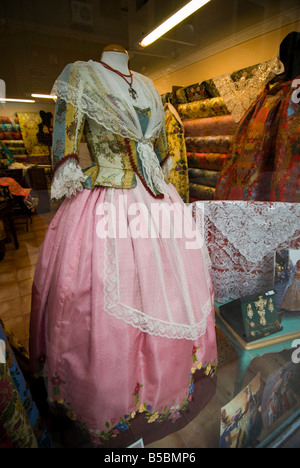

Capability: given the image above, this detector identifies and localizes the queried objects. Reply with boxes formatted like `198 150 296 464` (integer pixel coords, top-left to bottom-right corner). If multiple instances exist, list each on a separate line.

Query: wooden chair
0 185 19 249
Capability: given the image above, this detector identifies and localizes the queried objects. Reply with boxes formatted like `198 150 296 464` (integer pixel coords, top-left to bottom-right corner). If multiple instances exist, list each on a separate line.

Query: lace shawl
213 54 284 122
51 60 169 197
193 201 300 302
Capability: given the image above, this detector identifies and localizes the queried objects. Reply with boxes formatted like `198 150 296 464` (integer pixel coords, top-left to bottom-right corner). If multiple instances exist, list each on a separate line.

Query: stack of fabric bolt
0 116 27 158
175 85 238 202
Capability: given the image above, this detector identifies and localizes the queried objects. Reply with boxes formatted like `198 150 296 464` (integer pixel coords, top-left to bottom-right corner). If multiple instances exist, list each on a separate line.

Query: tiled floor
0 207 56 350
0 207 298 448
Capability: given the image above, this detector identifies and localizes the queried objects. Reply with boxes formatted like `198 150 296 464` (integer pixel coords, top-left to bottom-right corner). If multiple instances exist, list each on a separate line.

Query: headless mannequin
279 31 300 81
100 44 130 75
270 32 300 84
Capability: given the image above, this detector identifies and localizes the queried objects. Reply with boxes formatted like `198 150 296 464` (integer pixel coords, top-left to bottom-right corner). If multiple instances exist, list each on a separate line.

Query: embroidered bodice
50 61 172 200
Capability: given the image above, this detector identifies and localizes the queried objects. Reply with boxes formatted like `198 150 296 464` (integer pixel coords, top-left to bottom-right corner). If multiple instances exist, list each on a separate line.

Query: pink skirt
30 181 217 446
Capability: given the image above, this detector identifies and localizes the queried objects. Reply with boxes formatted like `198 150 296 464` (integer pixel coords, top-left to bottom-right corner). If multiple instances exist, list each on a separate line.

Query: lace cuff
51 155 87 200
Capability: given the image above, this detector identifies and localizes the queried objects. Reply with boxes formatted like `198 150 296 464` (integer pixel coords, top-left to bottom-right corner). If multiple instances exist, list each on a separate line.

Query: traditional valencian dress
29 60 217 446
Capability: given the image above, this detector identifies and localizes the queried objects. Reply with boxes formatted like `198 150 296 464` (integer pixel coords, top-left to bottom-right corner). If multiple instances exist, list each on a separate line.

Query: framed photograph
220 373 262 448
127 438 144 448
261 361 300 431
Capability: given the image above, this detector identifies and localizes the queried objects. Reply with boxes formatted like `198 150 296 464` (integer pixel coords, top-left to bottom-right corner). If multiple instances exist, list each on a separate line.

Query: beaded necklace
99 61 138 100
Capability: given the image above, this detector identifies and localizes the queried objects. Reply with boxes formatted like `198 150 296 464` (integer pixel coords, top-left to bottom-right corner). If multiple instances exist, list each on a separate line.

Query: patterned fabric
0 132 22 140
215 77 300 202
1 140 26 156
183 115 238 137
51 61 170 200
0 177 31 198
164 104 189 202
1 140 24 147
0 117 12 124
189 183 215 200
0 321 52 448
176 79 220 104
185 135 233 154
188 168 219 187
52 99 169 198
0 123 21 132
17 113 51 157
187 152 227 171
177 97 229 121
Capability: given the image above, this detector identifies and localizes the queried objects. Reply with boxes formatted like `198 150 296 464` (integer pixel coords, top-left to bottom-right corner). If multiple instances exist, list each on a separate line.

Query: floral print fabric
0 177 32 198
187 153 227 171
0 321 52 448
215 77 300 202
164 105 189 202
177 97 229 121
183 115 238 137
17 113 51 157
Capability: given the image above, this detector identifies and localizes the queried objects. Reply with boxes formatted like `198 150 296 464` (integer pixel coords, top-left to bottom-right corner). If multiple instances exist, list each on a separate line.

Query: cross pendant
129 86 138 100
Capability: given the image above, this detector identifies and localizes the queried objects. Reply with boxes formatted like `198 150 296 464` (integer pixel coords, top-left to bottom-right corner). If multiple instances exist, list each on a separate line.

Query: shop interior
0 0 299 449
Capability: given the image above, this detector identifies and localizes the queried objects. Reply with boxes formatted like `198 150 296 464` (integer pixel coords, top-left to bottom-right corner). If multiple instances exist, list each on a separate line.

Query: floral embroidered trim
132 381 143 406
98 347 218 445
50 372 66 397
37 347 218 446
52 153 80 178
37 352 47 373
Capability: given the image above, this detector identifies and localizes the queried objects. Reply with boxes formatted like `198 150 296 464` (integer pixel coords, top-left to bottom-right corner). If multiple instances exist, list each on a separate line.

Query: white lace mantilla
213 55 284 122
193 201 300 303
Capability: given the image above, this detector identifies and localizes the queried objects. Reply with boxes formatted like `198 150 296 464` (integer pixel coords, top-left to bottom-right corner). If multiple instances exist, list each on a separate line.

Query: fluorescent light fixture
31 93 57 99
140 0 211 47
0 97 35 103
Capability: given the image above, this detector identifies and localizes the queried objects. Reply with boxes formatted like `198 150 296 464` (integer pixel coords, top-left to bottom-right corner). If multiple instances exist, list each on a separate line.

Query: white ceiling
0 0 299 99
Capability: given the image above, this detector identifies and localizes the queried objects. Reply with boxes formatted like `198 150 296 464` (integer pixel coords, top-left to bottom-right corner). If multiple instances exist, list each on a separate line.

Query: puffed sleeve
51 63 87 200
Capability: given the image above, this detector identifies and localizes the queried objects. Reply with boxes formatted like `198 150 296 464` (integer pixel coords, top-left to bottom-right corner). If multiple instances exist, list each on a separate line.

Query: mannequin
279 31 300 81
99 44 143 103
268 32 300 85
101 44 130 75
29 44 217 448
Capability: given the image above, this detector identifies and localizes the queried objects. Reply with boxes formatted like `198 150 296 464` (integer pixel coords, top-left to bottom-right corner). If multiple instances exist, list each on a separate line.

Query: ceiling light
0 98 35 103
139 0 212 47
31 94 57 99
